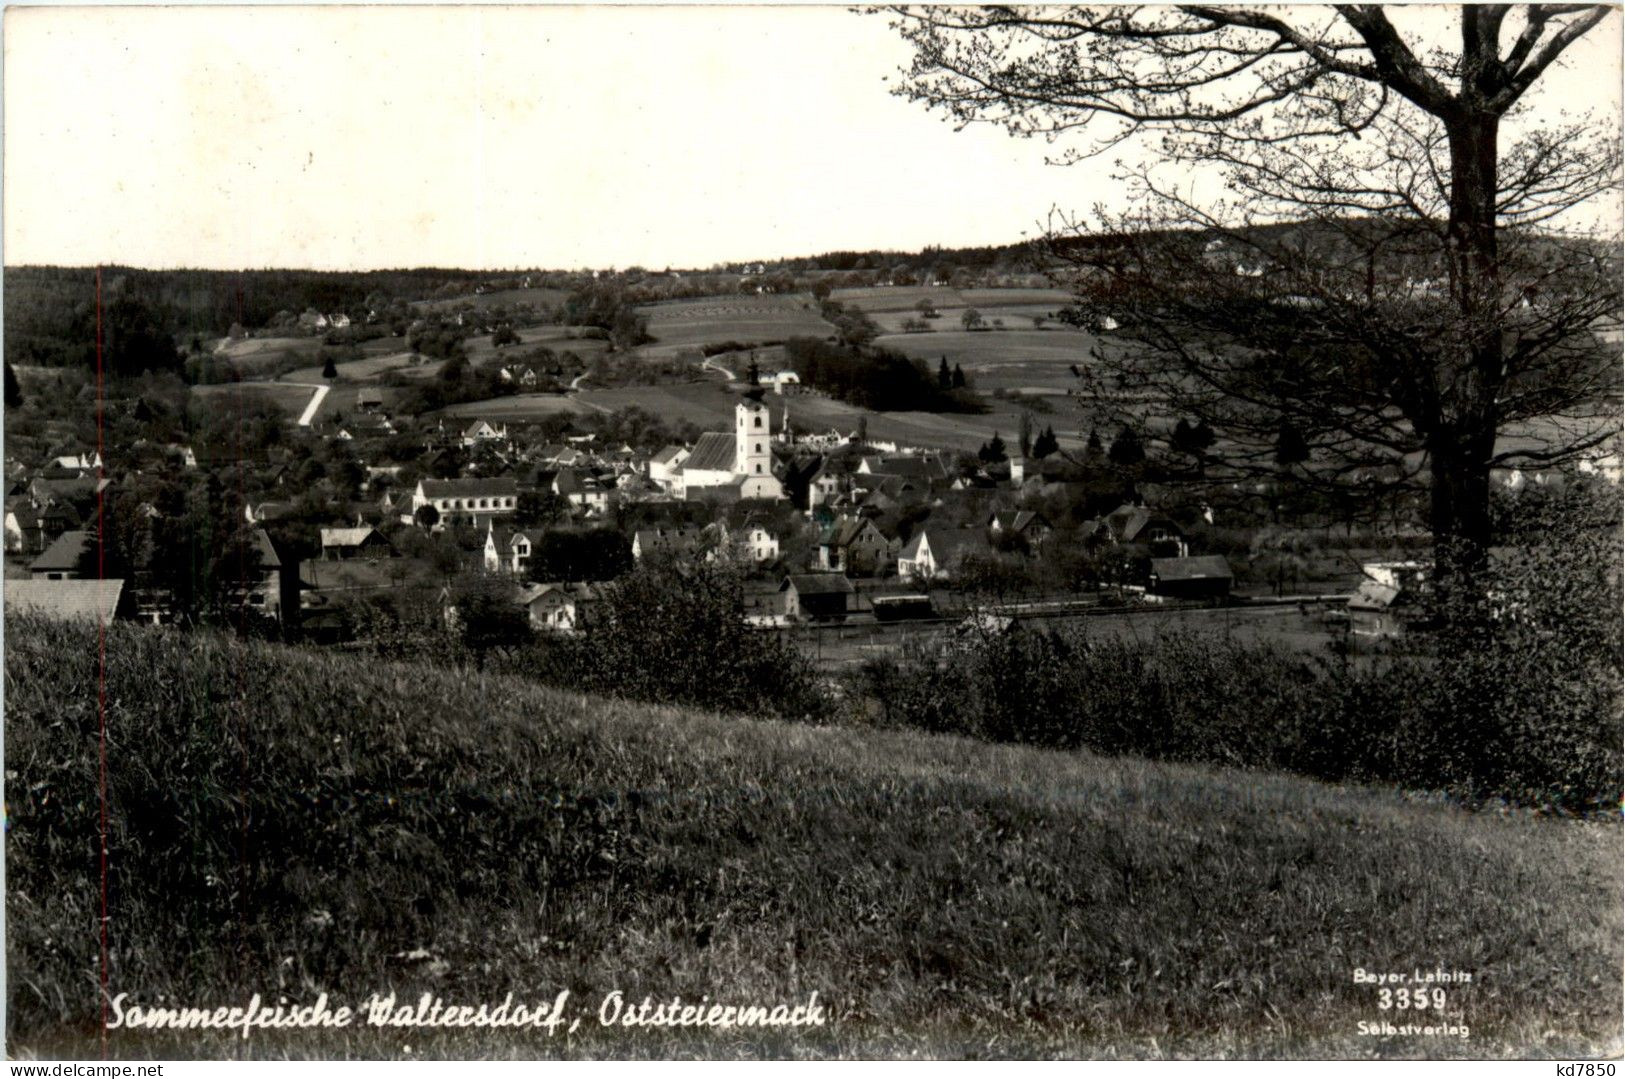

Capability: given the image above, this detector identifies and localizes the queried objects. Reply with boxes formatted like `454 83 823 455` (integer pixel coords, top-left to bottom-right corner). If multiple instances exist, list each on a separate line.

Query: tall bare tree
888 5 1622 606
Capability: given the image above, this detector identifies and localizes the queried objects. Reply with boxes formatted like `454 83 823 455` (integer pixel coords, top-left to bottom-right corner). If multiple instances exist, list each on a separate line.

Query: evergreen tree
1171 418 1197 454
322 355 338 380
1032 425 1059 458
5 362 22 408
937 356 952 390
1108 425 1145 467
1018 411 1033 458
1275 420 1310 467
951 363 967 389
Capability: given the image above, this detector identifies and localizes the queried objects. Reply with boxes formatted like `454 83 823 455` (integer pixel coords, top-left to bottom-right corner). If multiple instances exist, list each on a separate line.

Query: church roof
681 431 736 473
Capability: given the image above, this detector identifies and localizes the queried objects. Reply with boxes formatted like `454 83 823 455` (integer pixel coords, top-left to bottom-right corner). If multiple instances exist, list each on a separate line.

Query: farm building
742 579 786 626
319 526 393 561
781 573 855 623
1147 555 1234 602
1347 561 1431 639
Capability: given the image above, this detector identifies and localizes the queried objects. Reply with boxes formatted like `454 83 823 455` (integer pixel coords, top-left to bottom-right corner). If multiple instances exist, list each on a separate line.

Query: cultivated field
636 295 833 356
831 285 968 313
8 614 1619 1058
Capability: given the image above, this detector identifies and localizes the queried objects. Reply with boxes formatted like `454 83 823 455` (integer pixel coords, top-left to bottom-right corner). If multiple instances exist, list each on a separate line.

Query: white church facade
678 393 785 501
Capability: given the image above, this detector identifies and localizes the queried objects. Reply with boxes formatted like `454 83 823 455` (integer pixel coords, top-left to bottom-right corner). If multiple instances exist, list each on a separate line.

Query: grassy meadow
5 613 1620 1059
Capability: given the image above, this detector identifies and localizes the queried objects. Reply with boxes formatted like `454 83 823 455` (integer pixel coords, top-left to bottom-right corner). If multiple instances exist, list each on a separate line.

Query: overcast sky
4 4 1620 271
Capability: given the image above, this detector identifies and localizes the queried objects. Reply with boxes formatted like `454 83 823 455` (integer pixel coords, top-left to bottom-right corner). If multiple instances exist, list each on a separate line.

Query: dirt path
290 383 330 426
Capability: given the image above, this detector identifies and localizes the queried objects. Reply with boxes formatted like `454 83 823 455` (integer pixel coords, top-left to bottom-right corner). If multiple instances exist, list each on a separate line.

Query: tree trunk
1434 108 1504 617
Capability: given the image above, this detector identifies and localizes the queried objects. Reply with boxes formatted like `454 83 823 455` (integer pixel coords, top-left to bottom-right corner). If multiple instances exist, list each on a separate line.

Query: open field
832 285 967 313
435 375 1096 452
462 326 611 368
636 296 834 357
877 329 1101 395
577 382 746 427
209 335 323 376
8 613 1620 1058
191 380 325 419
959 288 1075 308
432 393 590 421
414 287 571 314
280 349 425 386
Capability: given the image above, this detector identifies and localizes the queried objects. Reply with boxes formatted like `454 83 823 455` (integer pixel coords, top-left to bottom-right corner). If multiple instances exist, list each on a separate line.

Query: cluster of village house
7 383 1620 641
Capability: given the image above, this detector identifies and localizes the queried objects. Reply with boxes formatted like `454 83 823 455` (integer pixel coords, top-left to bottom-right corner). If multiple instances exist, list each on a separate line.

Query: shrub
847 612 1620 813
504 560 829 722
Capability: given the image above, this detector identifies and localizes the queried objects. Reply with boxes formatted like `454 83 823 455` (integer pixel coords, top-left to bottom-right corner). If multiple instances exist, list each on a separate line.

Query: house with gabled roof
632 527 702 562
648 445 690 493
1147 555 1233 602
517 581 597 633
484 526 546 575
1084 502 1189 558
856 454 949 485
988 509 1052 550
816 516 894 576
897 528 988 581
30 530 90 580
461 419 508 448
5 500 44 554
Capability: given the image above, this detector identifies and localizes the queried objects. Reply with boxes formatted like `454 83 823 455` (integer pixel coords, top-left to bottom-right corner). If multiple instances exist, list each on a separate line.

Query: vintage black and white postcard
3 2 1621 1065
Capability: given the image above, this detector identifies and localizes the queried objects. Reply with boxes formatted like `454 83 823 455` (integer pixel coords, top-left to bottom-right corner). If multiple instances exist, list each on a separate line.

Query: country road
290 382 329 426
700 356 736 381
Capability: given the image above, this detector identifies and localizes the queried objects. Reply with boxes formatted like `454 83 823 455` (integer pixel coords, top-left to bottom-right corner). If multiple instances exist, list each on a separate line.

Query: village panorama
3 2 1621 1063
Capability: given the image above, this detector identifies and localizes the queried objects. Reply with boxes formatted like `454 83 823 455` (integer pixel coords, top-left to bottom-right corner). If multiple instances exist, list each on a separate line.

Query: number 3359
1379 987 1446 1010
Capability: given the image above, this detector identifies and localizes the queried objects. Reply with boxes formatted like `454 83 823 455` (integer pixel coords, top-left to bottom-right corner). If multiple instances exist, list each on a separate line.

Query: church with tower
676 389 785 501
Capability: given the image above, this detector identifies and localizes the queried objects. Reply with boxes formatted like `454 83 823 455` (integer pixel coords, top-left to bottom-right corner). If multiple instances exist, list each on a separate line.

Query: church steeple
734 392 771 478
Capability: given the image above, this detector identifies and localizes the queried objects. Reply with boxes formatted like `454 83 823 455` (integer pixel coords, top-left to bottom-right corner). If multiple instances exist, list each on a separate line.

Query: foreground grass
5 615 1619 1059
